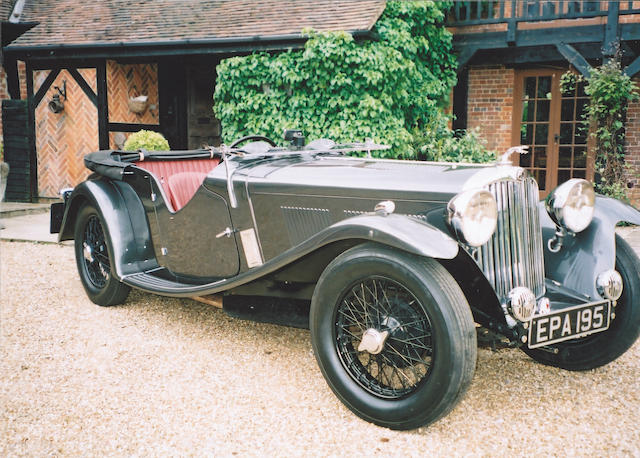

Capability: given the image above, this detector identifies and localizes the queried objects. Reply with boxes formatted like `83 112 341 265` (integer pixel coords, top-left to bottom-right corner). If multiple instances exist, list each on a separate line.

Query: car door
161 186 240 279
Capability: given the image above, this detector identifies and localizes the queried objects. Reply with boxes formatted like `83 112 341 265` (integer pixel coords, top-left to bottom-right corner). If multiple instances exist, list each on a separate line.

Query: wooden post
25 61 37 201
603 0 620 61
5 58 20 100
96 60 109 150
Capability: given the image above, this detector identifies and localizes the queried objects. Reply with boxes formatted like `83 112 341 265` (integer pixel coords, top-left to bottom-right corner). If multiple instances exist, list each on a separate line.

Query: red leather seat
134 158 220 211
167 171 208 210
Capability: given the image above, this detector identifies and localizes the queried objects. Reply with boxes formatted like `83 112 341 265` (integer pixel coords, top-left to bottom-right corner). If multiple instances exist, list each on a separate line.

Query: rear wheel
523 234 640 370
74 204 130 306
310 244 477 430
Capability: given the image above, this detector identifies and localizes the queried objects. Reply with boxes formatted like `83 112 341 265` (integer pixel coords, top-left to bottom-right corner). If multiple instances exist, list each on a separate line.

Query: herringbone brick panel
107 60 159 126
36 69 98 197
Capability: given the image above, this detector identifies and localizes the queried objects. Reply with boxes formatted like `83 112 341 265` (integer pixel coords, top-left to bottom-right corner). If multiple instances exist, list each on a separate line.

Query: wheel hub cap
358 329 389 355
83 243 94 263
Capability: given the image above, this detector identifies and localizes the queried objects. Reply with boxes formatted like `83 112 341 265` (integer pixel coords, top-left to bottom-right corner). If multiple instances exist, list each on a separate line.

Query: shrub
123 130 170 151
414 114 495 163
214 1 456 158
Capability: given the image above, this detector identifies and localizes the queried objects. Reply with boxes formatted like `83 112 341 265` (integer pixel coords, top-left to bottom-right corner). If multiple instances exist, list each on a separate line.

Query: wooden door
158 62 188 150
512 69 594 197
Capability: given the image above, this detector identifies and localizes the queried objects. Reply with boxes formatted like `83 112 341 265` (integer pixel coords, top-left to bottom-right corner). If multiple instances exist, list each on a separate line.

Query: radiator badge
240 228 263 268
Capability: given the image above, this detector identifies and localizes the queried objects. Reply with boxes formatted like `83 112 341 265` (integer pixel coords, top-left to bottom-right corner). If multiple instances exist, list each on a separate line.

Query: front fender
324 213 459 259
58 178 157 279
542 196 640 300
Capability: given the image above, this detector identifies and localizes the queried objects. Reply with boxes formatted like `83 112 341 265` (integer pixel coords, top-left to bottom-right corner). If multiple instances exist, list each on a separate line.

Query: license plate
528 301 611 349
50 202 64 234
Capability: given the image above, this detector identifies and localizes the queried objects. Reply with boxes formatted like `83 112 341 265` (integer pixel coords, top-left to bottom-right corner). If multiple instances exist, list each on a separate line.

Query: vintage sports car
51 131 640 430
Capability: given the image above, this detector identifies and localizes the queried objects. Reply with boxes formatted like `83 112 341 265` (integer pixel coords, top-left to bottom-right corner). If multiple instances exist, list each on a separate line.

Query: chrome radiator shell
475 176 546 303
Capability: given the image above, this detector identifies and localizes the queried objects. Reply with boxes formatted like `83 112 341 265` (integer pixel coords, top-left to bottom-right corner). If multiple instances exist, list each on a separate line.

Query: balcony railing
448 1 640 26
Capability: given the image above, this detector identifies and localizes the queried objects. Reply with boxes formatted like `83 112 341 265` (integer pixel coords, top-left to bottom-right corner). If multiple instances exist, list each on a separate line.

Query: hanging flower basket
128 95 148 114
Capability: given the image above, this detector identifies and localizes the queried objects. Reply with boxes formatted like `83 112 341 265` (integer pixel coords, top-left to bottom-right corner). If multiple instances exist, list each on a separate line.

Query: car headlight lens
545 179 595 233
447 189 498 247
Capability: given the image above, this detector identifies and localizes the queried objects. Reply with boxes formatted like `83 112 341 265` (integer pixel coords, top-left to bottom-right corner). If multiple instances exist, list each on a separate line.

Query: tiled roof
0 0 16 21
9 0 386 48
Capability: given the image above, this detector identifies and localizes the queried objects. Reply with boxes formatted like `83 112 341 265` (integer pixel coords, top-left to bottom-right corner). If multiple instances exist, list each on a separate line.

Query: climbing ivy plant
213 1 458 158
561 60 639 200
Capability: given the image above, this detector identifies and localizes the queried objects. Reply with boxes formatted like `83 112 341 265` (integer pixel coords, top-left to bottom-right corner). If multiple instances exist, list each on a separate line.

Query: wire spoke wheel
311 244 476 430
335 276 433 399
82 215 111 289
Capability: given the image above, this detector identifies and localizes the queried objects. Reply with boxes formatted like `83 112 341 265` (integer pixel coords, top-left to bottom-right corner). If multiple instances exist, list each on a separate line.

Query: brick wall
466 65 514 155
30 62 159 197
34 69 98 197
625 78 640 207
107 60 159 127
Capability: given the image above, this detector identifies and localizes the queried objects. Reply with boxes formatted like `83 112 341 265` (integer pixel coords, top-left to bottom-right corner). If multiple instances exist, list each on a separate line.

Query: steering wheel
229 135 276 148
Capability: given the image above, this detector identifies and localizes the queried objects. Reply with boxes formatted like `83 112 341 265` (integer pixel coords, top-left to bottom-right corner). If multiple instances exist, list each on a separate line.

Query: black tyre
523 234 640 370
74 204 130 306
310 243 477 430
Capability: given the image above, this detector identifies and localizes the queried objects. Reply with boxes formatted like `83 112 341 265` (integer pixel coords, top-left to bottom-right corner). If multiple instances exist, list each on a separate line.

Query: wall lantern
48 80 67 113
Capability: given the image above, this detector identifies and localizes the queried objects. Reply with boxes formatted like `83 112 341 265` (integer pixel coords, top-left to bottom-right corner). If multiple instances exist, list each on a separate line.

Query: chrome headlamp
596 270 623 301
545 179 595 233
447 189 498 247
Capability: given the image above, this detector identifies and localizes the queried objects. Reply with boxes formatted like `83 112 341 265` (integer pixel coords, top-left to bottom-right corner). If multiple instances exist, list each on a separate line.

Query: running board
122 270 230 295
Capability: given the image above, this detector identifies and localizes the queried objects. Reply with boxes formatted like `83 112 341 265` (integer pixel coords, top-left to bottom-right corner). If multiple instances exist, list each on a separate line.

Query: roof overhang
0 20 37 63
3 29 377 65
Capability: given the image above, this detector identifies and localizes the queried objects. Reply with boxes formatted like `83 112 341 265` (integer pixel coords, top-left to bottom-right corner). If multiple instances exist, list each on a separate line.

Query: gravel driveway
1 241 639 456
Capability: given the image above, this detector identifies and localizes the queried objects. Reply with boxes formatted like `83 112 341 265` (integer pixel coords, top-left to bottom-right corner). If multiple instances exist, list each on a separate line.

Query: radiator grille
476 177 545 302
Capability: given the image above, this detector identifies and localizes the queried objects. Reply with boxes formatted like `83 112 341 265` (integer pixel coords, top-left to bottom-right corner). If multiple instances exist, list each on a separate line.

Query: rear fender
542 196 640 300
58 178 157 279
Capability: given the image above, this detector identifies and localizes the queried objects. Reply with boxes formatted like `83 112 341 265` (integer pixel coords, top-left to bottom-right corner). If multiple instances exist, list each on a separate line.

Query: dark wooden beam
555 42 592 77
456 46 478 72
32 68 61 108
506 19 517 46
107 122 162 133
25 62 37 201
455 23 640 51
452 68 468 131
603 0 620 59
96 61 109 150
471 42 606 67
2 33 318 62
625 55 640 77
67 68 97 107
4 57 20 99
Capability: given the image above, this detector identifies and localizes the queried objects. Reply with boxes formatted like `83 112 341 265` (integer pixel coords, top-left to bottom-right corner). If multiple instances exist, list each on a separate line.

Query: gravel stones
1 241 639 455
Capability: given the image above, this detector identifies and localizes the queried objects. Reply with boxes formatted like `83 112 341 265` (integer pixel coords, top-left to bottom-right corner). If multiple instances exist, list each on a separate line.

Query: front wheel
74 204 130 306
310 244 477 430
523 234 640 370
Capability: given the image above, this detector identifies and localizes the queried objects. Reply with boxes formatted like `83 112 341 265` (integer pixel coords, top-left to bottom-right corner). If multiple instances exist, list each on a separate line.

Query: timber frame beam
555 43 592 77
454 15 635 71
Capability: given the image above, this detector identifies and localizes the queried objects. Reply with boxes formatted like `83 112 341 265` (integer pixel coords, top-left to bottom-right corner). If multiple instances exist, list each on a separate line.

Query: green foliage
413 114 494 163
123 130 170 151
214 1 457 158
561 61 639 200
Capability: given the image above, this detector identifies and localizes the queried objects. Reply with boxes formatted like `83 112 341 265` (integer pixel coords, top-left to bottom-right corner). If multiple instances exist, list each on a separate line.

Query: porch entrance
512 69 594 197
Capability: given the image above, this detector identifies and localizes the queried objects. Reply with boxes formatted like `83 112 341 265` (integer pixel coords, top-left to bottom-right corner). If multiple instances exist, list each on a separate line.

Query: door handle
554 133 560 144
216 227 236 238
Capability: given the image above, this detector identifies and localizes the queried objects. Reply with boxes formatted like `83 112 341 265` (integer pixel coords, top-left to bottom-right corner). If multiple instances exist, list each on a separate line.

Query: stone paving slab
0 211 61 244
0 202 52 218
